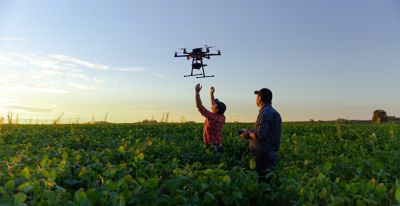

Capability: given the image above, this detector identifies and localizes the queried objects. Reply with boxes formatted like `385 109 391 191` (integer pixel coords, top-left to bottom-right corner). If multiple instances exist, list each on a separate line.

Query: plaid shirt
198 105 225 145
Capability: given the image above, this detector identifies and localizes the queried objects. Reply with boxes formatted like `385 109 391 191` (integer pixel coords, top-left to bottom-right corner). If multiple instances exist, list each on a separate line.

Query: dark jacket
249 104 282 153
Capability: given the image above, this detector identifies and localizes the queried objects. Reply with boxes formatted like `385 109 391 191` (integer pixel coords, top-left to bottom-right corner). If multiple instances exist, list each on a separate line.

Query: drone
174 45 221 78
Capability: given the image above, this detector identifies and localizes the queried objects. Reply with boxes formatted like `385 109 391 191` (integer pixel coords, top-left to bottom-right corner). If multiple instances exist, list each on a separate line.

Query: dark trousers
250 149 277 182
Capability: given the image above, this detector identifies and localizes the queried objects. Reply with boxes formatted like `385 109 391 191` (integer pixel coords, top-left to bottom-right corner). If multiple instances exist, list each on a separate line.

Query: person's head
212 99 226 115
254 88 272 108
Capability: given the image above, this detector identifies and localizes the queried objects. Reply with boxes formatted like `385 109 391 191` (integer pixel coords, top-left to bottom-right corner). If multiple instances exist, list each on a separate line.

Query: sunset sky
0 0 399 123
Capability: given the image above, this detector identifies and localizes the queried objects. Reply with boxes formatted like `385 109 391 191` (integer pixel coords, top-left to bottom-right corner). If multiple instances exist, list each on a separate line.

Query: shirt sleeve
255 111 270 141
198 105 217 120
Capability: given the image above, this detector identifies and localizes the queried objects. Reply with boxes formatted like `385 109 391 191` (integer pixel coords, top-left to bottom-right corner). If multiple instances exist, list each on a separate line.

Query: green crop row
0 122 400 205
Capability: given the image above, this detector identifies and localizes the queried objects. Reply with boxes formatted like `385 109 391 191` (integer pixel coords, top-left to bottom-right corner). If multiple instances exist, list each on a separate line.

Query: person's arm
195 84 203 108
240 113 269 140
248 131 257 140
250 112 269 141
210 86 216 106
196 84 218 120
240 129 257 140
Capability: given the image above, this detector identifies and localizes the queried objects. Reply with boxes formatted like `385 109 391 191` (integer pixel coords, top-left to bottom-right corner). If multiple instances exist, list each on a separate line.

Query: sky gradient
0 0 399 123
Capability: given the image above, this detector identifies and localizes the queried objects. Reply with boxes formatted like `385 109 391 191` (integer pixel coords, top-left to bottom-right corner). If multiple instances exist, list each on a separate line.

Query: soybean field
1 122 400 205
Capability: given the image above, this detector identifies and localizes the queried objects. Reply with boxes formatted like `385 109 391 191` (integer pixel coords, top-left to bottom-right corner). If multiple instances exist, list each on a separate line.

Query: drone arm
174 54 190 58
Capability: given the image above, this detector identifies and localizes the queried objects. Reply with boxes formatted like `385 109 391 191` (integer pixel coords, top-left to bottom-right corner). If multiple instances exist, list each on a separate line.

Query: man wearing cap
240 88 282 182
195 83 226 152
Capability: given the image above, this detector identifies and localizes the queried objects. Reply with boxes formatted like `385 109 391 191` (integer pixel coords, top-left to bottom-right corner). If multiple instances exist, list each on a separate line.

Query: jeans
250 149 277 182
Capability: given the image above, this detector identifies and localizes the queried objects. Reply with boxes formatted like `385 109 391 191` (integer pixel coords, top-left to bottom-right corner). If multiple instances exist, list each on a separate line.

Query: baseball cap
215 99 226 115
254 88 272 104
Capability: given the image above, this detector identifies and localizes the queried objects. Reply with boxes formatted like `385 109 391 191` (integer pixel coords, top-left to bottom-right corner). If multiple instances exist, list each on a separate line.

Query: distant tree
372 110 387 123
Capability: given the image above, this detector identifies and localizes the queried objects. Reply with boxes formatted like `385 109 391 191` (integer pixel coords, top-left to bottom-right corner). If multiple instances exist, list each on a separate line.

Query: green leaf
249 159 256 170
138 153 144 160
75 188 87 201
146 177 158 189
324 162 332 171
48 170 57 181
5 180 15 192
233 191 243 199
107 182 119 191
223 175 231 184
138 177 145 184
87 188 100 203
119 193 126 206
21 167 30 179
396 188 400 203
118 146 125 153
17 182 34 193
14 192 27 204
0 193 13 204
204 169 213 175
64 179 81 186
62 151 68 160
40 154 48 167
204 192 215 204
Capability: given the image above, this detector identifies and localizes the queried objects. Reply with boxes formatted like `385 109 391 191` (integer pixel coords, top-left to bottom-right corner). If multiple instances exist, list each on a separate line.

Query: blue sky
0 0 399 123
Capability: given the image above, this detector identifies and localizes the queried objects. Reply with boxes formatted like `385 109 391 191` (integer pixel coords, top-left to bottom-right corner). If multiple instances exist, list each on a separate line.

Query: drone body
174 46 221 78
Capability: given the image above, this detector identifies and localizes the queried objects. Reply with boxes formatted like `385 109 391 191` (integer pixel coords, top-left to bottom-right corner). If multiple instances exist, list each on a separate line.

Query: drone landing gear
184 71 215 78
184 74 214 78
196 75 214 78
184 73 203 77
183 59 214 78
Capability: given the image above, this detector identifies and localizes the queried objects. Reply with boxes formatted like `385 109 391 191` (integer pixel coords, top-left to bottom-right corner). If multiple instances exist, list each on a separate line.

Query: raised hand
195 84 202 93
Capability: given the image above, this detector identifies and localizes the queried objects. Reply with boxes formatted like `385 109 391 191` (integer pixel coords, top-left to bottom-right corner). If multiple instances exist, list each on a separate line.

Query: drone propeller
175 48 188 54
204 45 215 53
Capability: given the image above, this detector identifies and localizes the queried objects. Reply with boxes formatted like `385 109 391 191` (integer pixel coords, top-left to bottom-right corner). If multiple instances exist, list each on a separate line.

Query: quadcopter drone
174 45 221 78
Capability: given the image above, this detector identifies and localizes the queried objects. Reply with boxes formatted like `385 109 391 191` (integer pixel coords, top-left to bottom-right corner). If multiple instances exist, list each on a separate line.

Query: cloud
149 72 166 78
0 83 69 93
69 82 96 90
0 99 57 113
113 67 148 72
5 105 56 113
0 37 25 42
92 78 104 83
0 52 166 93
67 71 87 79
123 105 161 109
50 55 109 70
27 69 64 81
0 98 17 104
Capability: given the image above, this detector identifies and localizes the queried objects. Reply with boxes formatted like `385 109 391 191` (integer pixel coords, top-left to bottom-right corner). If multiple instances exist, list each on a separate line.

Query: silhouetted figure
240 88 282 182
195 84 226 153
